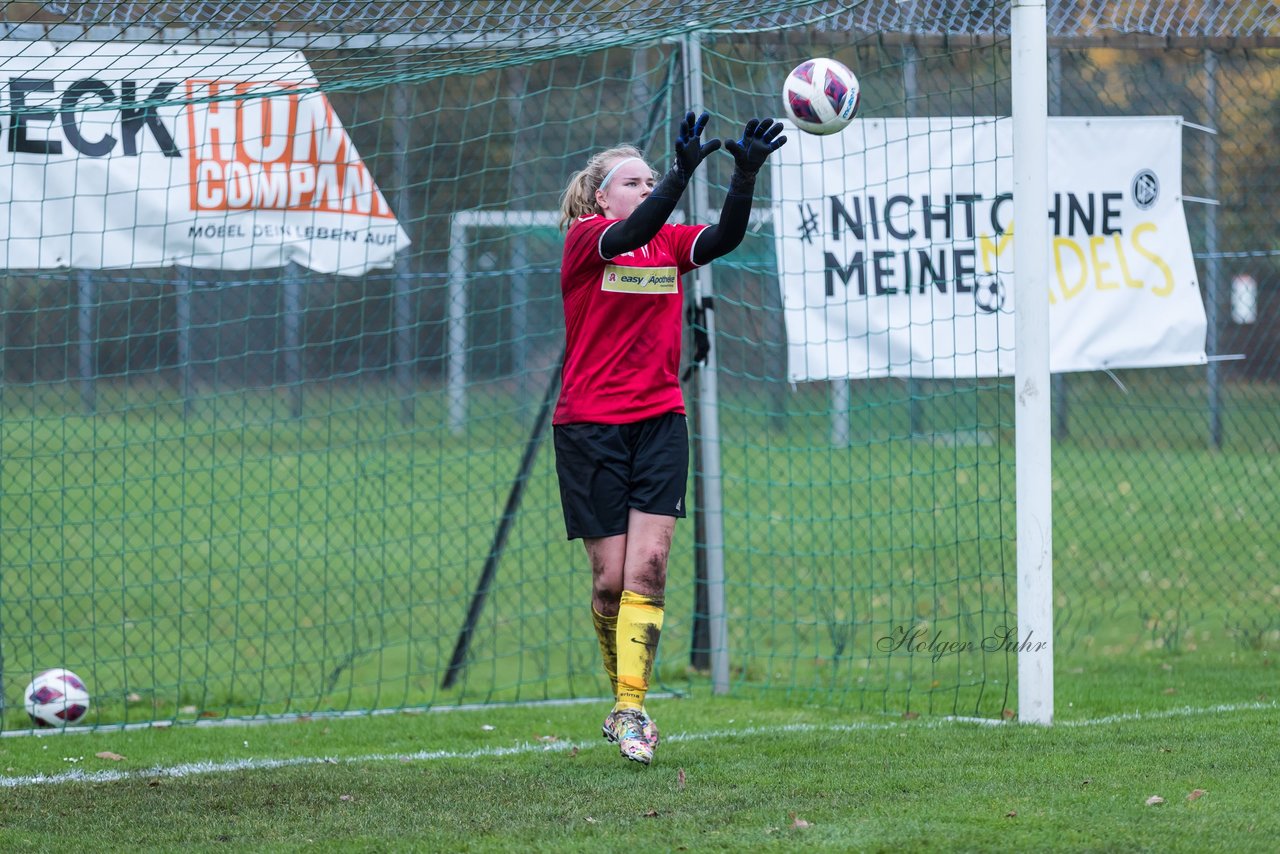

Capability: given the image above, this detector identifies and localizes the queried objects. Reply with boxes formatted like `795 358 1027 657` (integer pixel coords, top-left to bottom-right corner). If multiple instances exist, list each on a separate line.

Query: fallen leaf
677 767 686 791
1187 789 1207 801
340 794 354 802
569 747 579 758
1145 795 1165 806
95 752 125 762
1005 811 1017 818
1002 708 1016 720
179 705 197 714
644 809 659 818
1159 747 1173 753
790 812 811 829
147 779 161 788
1162 688 1177 695
902 711 919 720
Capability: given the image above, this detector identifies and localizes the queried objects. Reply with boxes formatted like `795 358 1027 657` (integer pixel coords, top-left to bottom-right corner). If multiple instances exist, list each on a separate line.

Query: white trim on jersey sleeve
597 220 620 261
687 223 711 268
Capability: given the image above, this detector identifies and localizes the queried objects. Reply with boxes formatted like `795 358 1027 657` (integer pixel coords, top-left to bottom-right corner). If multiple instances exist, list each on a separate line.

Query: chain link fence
1 2 1276 724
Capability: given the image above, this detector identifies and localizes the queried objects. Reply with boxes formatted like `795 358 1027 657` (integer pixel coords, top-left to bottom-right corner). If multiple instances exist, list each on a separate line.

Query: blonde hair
558 145 653 231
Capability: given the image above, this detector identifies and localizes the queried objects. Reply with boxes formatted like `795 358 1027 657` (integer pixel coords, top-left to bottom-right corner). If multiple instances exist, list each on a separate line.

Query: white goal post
1012 0 1054 725
446 209 564 434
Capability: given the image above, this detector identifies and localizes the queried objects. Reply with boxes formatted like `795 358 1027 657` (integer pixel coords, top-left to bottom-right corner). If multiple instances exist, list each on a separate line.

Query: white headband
598 156 645 193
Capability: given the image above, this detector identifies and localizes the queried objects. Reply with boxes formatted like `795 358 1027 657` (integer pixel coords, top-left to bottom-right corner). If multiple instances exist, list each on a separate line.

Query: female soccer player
554 111 786 765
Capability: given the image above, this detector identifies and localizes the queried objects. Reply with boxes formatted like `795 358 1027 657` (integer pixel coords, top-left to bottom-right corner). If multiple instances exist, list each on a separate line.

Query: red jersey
554 214 706 425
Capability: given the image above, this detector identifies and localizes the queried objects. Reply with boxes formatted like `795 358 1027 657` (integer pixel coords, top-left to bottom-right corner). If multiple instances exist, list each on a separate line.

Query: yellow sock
615 590 664 711
591 606 618 700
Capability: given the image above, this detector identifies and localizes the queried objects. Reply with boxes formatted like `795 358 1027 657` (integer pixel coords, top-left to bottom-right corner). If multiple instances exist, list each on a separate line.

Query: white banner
771 116 1207 381
0 42 409 275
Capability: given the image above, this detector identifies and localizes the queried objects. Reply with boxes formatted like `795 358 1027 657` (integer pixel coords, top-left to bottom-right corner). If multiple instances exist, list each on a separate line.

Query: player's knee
593 584 621 613
630 552 668 596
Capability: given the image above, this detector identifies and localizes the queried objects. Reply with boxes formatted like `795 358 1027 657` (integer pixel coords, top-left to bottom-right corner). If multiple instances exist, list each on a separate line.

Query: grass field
0 375 1275 849
0 688 1275 851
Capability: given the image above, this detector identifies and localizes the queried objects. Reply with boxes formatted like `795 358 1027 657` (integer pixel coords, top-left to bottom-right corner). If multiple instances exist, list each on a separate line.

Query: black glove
672 111 722 181
724 117 787 179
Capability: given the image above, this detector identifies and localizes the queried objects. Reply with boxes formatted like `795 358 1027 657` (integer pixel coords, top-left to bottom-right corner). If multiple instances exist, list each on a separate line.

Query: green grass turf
0 376 1274 848
0 690 1274 852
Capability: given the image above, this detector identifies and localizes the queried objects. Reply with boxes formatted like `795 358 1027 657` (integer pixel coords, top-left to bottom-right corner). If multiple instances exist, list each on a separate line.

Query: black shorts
553 412 689 540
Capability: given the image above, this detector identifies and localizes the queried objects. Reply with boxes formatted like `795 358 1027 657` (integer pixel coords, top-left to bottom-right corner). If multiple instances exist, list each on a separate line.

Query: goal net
2 1 1276 730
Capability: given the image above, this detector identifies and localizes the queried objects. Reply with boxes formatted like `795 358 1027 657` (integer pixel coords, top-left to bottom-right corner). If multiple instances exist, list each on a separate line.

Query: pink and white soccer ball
782 57 861 135
23 668 91 728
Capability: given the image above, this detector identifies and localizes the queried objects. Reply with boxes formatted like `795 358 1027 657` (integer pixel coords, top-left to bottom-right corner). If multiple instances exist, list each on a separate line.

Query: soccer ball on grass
23 668 91 728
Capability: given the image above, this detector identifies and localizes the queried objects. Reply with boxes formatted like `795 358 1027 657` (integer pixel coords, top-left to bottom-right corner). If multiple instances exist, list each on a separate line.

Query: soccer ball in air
23 668 91 728
782 57 861 135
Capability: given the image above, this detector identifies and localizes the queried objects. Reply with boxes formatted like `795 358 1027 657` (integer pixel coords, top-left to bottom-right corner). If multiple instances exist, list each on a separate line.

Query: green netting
1 1 1278 731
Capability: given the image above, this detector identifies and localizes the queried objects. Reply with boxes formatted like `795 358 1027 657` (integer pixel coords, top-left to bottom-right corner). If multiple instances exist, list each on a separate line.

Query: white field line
0 700 1273 789
1 693 660 738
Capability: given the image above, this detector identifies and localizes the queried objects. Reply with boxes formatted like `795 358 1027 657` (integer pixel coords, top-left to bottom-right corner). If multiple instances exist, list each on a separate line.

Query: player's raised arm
600 111 720 258
691 117 787 266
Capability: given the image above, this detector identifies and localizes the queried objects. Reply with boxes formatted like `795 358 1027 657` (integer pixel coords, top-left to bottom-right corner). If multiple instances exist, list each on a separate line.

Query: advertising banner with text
1 41 408 275
770 116 1207 381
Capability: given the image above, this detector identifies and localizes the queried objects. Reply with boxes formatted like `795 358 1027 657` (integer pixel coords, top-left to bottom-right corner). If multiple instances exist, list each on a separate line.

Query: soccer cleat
613 708 656 765
602 708 659 748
